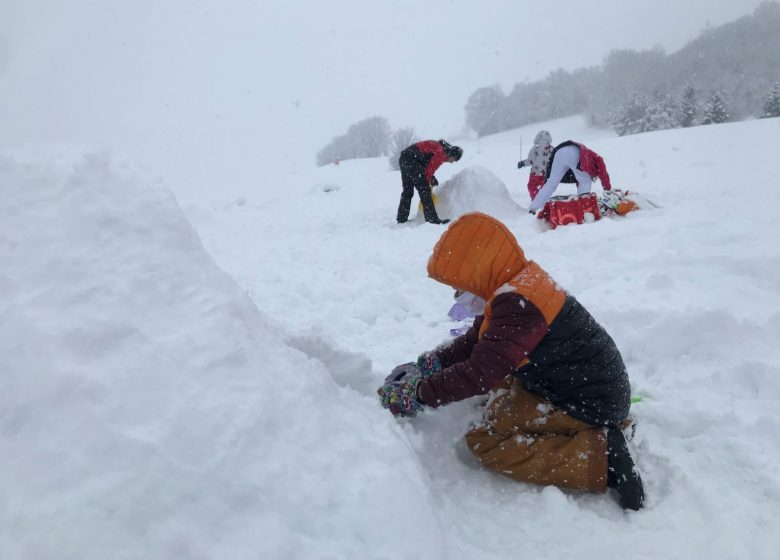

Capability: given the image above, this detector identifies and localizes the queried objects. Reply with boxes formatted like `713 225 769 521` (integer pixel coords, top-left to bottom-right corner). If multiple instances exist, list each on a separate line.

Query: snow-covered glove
384 362 422 384
416 352 442 377
517 160 526 169
430 176 439 187
378 375 424 417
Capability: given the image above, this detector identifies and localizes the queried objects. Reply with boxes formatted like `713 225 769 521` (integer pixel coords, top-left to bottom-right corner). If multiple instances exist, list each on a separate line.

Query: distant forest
465 1 780 137
316 3 780 166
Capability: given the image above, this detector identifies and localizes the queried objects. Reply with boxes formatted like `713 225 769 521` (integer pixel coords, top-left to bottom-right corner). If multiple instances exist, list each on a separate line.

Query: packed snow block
415 166 522 223
538 193 601 229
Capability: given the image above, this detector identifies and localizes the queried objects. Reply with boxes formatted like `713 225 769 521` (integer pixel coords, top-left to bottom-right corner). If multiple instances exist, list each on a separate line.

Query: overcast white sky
0 0 767 198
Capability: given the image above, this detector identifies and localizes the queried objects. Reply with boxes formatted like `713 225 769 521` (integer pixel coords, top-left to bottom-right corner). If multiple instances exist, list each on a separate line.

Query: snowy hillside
2 115 780 559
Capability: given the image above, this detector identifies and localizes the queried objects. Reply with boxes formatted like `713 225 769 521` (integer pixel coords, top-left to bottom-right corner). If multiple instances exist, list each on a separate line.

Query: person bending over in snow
528 141 612 214
378 212 644 511
517 130 553 200
397 139 463 225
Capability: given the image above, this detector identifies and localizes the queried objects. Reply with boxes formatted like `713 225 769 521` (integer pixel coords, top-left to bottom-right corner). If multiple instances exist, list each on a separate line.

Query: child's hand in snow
377 376 424 417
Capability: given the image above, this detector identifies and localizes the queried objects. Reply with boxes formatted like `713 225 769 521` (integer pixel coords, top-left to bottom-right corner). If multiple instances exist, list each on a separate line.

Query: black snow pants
397 148 441 223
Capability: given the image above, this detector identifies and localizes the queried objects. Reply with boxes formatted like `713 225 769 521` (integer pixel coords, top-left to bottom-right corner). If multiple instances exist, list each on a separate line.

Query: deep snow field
2 116 779 559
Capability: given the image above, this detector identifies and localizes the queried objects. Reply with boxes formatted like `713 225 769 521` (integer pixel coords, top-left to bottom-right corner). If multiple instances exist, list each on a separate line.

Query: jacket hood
533 130 552 146
426 212 528 300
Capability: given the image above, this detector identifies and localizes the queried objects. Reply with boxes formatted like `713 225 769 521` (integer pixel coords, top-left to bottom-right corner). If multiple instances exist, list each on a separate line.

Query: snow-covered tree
387 127 419 171
316 134 351 166
641 94 679 132
613 94 649 136
316 116 391 166
346 116 391 158
761 83 780 118
601 48 668 115
679 84 698 127
701 91 730 125
464 85 506 137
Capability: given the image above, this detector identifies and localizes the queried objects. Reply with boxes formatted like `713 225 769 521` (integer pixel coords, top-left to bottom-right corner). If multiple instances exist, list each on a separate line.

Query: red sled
537 193 601 229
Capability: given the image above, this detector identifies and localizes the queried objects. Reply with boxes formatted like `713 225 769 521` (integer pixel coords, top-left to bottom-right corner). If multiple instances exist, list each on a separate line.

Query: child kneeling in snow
378 212 644 511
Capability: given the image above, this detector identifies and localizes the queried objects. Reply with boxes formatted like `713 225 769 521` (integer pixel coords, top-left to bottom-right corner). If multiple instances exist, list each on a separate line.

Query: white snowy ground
1 116 779 559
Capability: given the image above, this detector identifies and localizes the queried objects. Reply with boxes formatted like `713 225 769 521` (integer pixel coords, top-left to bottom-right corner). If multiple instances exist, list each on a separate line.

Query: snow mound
415 166 523 223
0 149 442 560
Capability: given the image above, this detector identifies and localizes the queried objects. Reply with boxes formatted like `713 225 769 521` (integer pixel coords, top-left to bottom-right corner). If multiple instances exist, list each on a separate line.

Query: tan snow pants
465 379 608 492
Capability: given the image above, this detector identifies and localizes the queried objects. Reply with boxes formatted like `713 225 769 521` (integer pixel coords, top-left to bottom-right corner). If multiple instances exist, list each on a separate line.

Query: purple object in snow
448 303 474 321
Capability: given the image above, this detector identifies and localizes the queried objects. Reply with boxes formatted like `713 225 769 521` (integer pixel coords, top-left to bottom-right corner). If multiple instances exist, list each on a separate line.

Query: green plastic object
630 396 643 404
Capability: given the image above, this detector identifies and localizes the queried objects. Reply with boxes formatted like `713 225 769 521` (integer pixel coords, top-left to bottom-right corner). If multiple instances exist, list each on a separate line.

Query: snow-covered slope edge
0 149 442 560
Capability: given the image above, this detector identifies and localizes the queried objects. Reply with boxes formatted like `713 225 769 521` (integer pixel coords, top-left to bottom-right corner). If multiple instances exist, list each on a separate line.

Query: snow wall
0 149 443 560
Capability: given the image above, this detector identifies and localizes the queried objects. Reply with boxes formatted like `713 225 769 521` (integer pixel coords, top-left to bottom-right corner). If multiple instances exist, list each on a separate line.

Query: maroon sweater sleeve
433 316 483 369
418 293 549 407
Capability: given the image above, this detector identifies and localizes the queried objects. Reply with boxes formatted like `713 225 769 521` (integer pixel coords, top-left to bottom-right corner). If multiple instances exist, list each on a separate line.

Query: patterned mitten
377 376 424 418
416 352 442 377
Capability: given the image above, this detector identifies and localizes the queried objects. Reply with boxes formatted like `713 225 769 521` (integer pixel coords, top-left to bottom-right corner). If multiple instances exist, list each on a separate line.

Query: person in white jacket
517 130 553 200
529 141 613 213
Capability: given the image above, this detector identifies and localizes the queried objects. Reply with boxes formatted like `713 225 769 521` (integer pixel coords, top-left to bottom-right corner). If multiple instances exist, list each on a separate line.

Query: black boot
607 427 645 511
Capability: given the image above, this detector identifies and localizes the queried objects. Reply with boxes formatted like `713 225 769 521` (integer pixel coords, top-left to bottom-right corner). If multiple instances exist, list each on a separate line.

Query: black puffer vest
513 295 631 426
